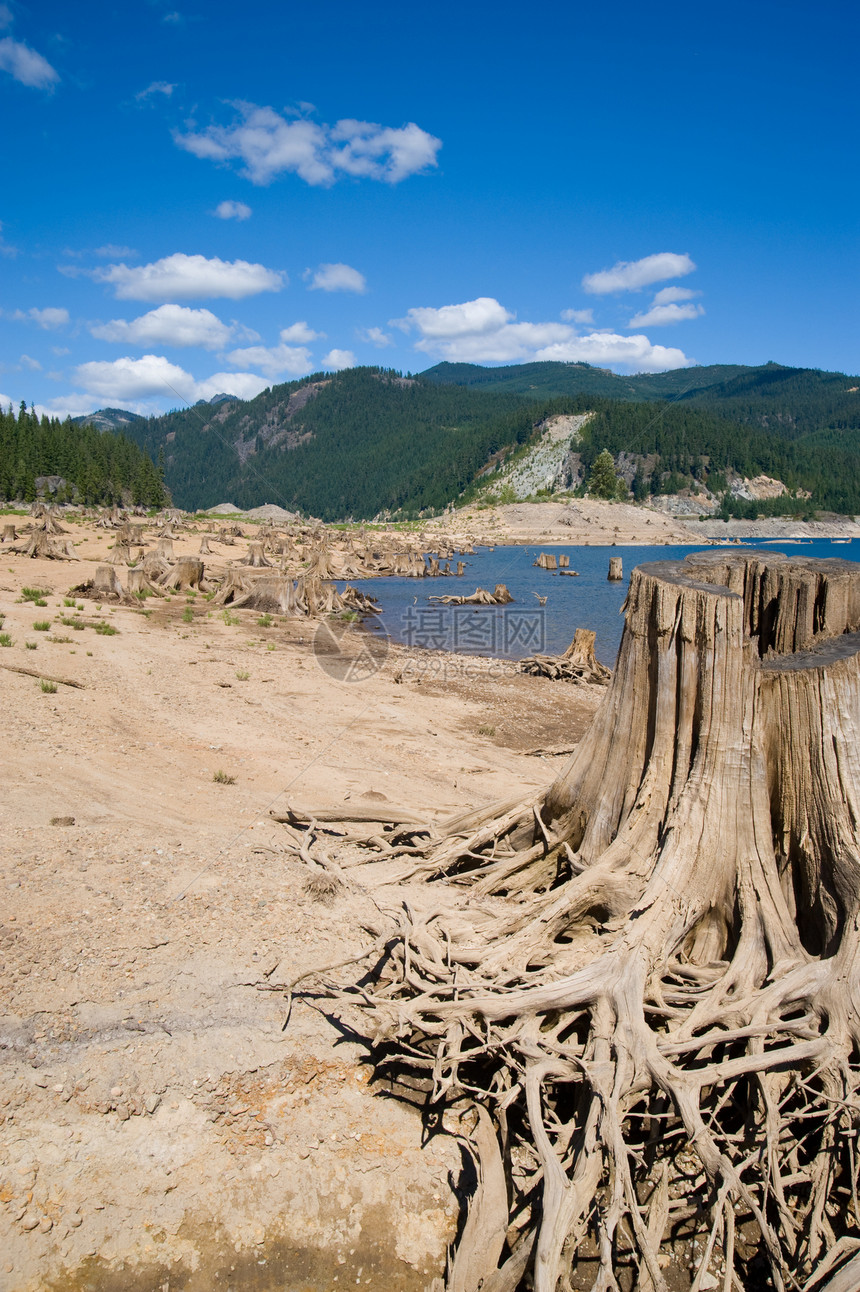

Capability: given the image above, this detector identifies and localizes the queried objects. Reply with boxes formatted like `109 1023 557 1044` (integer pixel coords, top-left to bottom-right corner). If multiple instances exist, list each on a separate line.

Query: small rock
144 1093 160 1115
39 1217 53 1233
34 1076 48 1088
116 1102 131 1121
20 1214 39 1231
110 1086 123 1098
67 1214 82 1228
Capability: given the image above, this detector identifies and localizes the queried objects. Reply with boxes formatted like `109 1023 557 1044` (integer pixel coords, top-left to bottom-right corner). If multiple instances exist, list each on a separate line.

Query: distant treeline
0 401 168 507
95 362 860 519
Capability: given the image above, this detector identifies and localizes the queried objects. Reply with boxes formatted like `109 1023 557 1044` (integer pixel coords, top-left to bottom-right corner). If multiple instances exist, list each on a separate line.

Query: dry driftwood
289 550 860 1292
518 627 612 685
1 664 84 688
428 583 513 606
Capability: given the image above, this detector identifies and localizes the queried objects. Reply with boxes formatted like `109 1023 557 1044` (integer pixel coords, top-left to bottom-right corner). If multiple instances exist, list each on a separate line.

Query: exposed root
281 552 860 1291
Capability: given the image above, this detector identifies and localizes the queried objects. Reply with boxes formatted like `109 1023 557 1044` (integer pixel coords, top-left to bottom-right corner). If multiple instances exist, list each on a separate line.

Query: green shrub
257 613 273 627
25 641 37 650
39 679 58 694
182 607 194 623
0 632 12 647
94 622 118 635
33 620 50 632
21 586 51 603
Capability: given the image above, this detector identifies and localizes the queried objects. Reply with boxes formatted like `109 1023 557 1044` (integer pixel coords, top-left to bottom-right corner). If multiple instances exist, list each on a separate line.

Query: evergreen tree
587 449 621 499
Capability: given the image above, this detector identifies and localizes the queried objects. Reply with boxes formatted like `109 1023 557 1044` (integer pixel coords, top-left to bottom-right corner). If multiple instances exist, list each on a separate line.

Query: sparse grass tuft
221 609 239 626
39 679 58 693
21 586 51 603
63 597 76 607
477 724 496 737
235 669 249 680
94 621 118 635
257 613 273 627
33 620 50 632
47 634 72 643
182 607 194 623
25 640 37 650
212 769 236 784
0 632 12 647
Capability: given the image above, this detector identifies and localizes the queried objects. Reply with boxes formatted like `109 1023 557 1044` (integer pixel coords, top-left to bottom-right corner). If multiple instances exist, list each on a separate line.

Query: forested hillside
0 401 167 507
74 361 860 520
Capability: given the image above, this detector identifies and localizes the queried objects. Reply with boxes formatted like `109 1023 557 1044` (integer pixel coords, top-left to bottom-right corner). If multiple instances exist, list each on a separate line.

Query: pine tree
587 448 621 499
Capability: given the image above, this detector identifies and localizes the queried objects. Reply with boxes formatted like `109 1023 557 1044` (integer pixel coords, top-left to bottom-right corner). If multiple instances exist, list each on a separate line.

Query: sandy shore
0 516 604 1291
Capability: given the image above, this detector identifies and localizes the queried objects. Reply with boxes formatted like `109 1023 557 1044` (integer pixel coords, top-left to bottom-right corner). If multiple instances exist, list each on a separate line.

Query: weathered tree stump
198 536 212 555
2 523 17 542
608 555 623 579
159 557 204 591
305 552 860 1292
534 551 558 570
155 537 174 560
239 541 272 568
126 566 161 597
106 542 132 566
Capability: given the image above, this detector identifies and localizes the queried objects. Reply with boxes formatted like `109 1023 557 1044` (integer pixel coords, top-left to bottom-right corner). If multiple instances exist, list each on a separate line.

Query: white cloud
28 306 70 329
0 36 59 88
323 349 356 371
561 308 594 325
194 371 268 401
213 199 252 221
72 354 268 404
398 297 571 362
582 252 696 295
20 354 41 371
225 342 314 379
279 321 323 343
90 304 239 349
175 102 441 187
627 302 705 328
93 243 138 259
306 262 367 294
0 220 16 257
535 334 692 372
136 80 175 101
397 295 691 372
357 326 394 348
92 252 285 301
652 286 699 305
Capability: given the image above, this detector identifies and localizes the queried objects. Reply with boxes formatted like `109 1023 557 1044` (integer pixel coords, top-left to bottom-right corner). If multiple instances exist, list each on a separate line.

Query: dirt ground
0 514 605 1292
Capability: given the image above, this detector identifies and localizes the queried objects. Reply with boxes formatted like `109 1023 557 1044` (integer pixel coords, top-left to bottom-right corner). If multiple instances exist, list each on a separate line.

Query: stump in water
534 551 558 570
608 554 623 580
307 551 860 1292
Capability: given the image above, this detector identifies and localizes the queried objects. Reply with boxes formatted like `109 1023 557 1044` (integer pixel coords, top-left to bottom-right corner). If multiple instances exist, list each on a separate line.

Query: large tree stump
306 551 860 1292
158 557 204 591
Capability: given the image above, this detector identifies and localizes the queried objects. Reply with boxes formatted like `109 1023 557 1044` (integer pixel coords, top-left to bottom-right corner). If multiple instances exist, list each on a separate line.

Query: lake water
342 538 860 667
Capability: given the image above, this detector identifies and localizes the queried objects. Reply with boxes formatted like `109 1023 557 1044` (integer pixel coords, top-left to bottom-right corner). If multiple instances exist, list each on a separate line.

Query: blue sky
1 0 857 418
